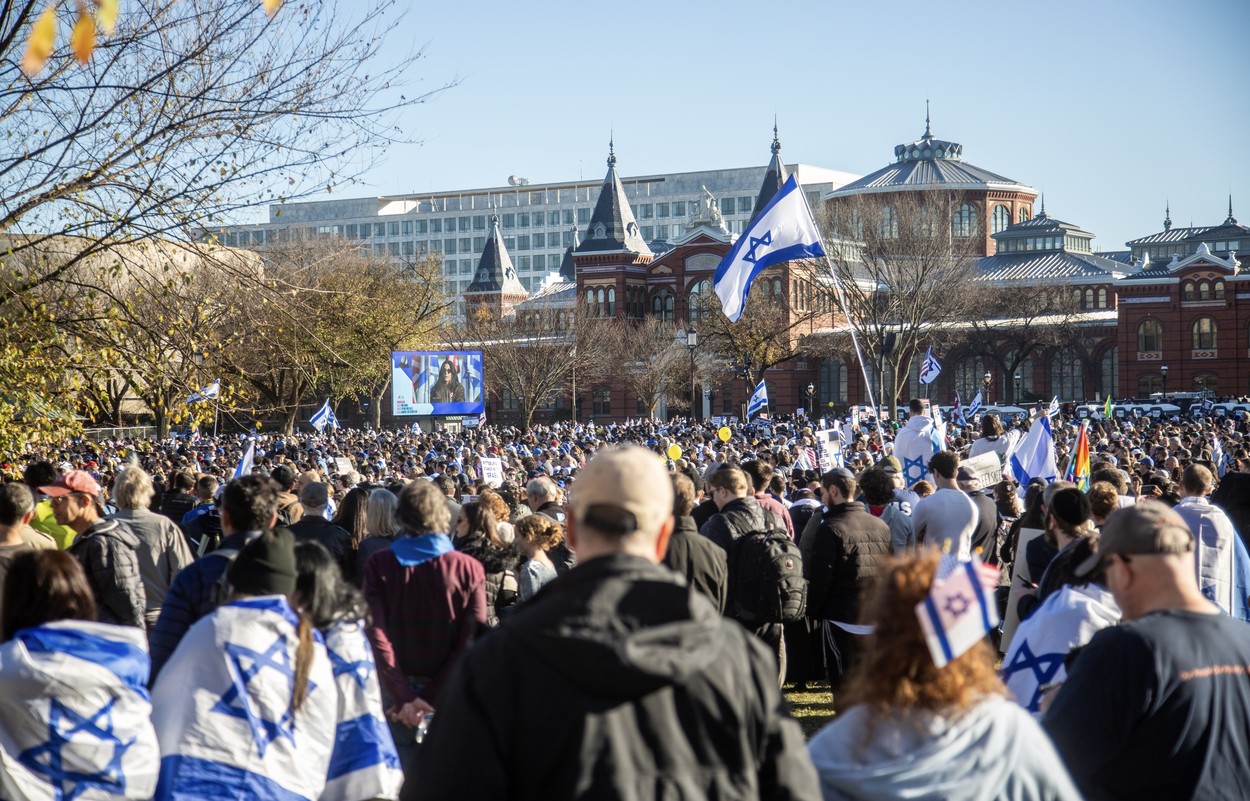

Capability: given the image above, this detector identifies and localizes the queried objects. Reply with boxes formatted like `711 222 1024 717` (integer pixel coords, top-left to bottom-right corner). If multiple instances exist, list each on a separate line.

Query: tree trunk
155 405 169 439
371 377 389 429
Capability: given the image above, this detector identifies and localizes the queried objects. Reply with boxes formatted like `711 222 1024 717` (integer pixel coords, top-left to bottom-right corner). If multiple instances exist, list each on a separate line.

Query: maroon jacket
363 540 486 706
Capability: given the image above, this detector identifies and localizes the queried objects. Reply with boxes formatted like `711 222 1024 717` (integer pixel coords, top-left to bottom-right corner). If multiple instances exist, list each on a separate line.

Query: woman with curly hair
807 551 1081 801
513 514 561 603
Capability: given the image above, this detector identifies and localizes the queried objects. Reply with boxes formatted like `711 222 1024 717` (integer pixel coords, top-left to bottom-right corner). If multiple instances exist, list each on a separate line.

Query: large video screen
391 350 485 416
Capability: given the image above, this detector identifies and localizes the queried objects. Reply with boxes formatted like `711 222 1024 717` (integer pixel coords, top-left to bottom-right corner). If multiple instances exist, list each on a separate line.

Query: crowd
0 402 1248 800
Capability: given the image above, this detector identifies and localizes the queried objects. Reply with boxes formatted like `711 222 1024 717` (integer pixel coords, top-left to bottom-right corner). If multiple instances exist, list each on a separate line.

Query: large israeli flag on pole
310 399 337 432
186 380 220 404
233 441 255 479
747 380 769 419
1008 415 1058 486
713 174 826 322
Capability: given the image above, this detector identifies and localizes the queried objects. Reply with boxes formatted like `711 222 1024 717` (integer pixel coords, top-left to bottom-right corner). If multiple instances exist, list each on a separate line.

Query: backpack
724 510 807 625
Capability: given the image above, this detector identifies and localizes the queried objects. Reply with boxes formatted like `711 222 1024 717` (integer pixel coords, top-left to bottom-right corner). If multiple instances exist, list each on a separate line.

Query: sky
333 0 1249 252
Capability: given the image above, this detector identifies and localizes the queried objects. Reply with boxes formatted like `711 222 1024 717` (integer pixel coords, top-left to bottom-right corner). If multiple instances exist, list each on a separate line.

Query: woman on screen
430 357 466 404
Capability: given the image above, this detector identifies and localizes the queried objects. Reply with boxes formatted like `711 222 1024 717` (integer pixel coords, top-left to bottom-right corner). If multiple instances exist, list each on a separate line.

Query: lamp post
1197 375 1206 400
805 382 815 419
686 328 698 421
1014 372 1021 405
1160 364 1168 399
983 371 993 406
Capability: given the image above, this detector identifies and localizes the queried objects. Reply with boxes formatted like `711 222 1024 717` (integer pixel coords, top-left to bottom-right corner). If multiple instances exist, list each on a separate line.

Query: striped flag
1047 396 1060 418
919 347 942 385
310 399 339 432
1102 396 1114 419
186 380 220 404
233 441 254 479
965 390 983 422
1071 422 1091 491
747 380 769 419
952 391 964 427
915 553 1001 669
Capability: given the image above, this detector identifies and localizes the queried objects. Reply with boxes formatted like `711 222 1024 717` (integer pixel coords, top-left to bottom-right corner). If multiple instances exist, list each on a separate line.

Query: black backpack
724 510 807 625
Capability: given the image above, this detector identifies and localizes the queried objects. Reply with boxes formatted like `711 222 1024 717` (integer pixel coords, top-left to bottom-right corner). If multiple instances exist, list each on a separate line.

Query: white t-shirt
912 487 978 559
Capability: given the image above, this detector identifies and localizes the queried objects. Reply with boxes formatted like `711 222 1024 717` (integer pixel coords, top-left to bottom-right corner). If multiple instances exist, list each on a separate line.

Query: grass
784 681 836 739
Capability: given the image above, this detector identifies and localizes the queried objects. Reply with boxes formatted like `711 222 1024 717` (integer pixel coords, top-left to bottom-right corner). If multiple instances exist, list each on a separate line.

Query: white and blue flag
186 380 220 404
747 380 769 419
713 174 826 322
1008 415 1058 486
919 347 942 385
321 621 403 801
965 390 983 422
929 403 946 453
1046 396 1061 418
233 441 255 479
151 597 337 801
0 620 160 801
915 553 999 669
310 399 339 433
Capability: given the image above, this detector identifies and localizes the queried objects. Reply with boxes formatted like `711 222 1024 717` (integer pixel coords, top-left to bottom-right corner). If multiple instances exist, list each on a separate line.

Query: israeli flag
965 391 983 422
0 620 160 801
915 553 999 669
1046 396 1061 418
919 347 942 385
151 597 336 801
310 399 338 432
233 441 255 479
1008 415 1058 486
713 174 826 322
187 380 220 404
1202 397 1215 413
747 380 769 419
321 621 403 801
929 404 946 454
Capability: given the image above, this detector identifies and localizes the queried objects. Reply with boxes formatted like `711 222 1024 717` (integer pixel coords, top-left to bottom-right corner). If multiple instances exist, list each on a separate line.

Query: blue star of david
943 593 970 617
212 635 309 757
743 230 773 264
1002 641 1065 712
903 454 927 484
328 646 375 691
19 697 134 801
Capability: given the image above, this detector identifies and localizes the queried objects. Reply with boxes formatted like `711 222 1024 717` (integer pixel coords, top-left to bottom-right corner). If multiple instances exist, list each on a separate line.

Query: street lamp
1160 364 1168 399
686 328 698 421
1014 372 1021 405
1197 375 1206 400
983 371 993 406
805 382 815 419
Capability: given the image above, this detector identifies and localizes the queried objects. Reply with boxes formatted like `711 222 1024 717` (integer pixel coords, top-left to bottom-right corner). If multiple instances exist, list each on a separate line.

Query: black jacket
406 554 820 801
289 515 354 579
801 502 892 624
662 515 728 613
536 502 577 575
967 491 999 559
68 518 146 628
456 535 520 628
1211 472 1250 548
700 496 780 554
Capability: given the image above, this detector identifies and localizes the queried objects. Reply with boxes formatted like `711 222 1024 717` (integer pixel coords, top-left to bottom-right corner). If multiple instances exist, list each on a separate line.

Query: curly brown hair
514 514 564 552
478 488 511 525
841 551 1005 721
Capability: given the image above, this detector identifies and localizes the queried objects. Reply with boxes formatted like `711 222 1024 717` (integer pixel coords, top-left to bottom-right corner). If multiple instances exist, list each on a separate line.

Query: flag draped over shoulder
0 620 159 801
747 381 769 419
321 621 402 801
151 597 336 801
713 174 825 322
1008 415 1058 486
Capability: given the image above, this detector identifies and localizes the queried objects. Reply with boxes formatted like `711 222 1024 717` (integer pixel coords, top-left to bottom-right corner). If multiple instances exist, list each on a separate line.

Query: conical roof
751 125 789 223
576 142 652 256
467 214 527 295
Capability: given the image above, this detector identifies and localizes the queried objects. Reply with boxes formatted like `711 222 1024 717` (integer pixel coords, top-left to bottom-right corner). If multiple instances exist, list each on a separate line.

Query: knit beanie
228 528 298 596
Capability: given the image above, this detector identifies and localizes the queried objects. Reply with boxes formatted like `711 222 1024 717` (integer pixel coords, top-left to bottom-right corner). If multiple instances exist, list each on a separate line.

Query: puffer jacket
802 502 892 624
457 536 520 628
68 518 146 628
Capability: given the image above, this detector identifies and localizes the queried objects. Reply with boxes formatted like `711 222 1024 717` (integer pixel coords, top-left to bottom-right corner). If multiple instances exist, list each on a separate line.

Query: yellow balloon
717 426 731 442
666 444 682 460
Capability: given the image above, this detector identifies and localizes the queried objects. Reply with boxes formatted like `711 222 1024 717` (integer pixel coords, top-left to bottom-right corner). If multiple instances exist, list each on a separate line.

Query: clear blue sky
340 0 1249 251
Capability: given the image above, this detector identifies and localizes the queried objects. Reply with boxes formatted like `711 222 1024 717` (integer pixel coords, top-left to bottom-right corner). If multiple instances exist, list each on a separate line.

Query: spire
1164 200 1172 231
1226 194 1237 225
608 133 616 167
576 140 651 256
467 214 527 296
751 123 790 224
1039 192 1046 218
924 99 931 139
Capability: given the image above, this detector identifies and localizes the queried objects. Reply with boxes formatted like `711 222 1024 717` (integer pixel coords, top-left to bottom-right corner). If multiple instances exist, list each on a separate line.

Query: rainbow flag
1072 422 1091 491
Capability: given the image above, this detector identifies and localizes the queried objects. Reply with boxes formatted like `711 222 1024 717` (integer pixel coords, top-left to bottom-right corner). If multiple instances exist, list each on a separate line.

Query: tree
815 192 985 410
0 0 445 445
602 318 691 418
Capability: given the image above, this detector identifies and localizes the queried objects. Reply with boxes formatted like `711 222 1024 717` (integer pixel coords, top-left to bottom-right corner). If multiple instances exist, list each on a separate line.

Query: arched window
880 206 898 240
1214 280 1225 299
652 288 674 322
1097 288 1108 309
585 288 594 309
1192 317 1217 350
1193 374 1218 394
953 355 988 401
770 278 783 301
1137 374 1162 397
1051 351 1084 401
688 279 710 324
1183 282 1197 301
1137 319 1162 353
607 287 616 317
952 203 977 238
818 359 848 404
1100 347 1118 399
1019 206 1031 222
1198 281 1211 300
596 288 605 317
1083 289 1094 309
991 204 1011 234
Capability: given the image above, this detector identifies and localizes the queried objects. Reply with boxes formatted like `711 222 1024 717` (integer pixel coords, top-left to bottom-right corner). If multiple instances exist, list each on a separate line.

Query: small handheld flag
919 347 942 385
965 391 983 422
187 380 220 404
310 399 339 432
713 174 825 322
1047 396 1060 418
1102 396 1113 419
747 380 769 419
952 390 964 426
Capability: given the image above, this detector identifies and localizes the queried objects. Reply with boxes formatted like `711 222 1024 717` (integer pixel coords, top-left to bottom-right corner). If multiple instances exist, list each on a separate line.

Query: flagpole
819 251 886 450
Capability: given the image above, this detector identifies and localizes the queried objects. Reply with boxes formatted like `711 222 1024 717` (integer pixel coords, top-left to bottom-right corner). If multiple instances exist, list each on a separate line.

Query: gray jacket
111 507 195 625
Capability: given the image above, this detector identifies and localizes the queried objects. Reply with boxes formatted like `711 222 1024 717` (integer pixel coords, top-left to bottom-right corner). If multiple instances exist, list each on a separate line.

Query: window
1019 206 1031 221
739 196 753 214
459 237 472 253
501 213 515 229
1051 351 1084 401
402 241 414 256
1198 281 1212 300
578 208 591 224
1183 281 1197 301
516 235 530 250
459 216 471 231
819 359 848 404
721 197 736 215
641 226 654 240
1192 317 1217 350
1083 289 1094 309
652 289 674 322
517 213 529 227
607 288 616 316
1097 288 1108 308
850 211 863 240
991 204 1010 234
444 239 457 254
430 218 442 234
1137 319 1162 353
1099 347 1118 398
1138 374 1162 397
770 278 783 301
952 204 977 238
880 207 897 239
1215 280 1226 299
1193 374 1218 394
501 388 520 412
592 387 611 416
459 259 472 275
688 279 711 324
655 202 669 218
548 211 560 226
473 216 486 231
531 255 545 270
585 288 594 309
673 201 686 217
638 204 653 219
473 236 485 251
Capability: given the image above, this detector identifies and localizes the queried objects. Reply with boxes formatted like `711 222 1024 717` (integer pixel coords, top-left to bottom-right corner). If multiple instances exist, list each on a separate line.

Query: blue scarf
391 533 454 567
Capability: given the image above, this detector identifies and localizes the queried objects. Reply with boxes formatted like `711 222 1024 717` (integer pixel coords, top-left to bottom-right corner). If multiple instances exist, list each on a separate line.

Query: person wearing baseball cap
1043 501 1250 800
405 446 820 800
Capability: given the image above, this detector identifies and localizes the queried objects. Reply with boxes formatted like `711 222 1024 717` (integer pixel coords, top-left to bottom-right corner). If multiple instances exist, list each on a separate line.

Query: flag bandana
916 553 1000 669
713 174 825 322
0 620 159 800
151 597 337 801
321 621 402 801
919 347 942 385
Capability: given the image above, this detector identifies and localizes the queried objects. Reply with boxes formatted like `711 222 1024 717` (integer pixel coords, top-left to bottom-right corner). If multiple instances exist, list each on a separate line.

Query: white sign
333 457 353 475
480 457 504 487
960 452 1003 488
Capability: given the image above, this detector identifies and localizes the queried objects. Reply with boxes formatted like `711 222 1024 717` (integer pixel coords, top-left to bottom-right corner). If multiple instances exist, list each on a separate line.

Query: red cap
38 470 102 499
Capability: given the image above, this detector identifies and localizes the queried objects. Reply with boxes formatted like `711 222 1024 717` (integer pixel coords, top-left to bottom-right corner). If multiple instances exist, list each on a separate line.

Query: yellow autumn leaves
21 0 282 76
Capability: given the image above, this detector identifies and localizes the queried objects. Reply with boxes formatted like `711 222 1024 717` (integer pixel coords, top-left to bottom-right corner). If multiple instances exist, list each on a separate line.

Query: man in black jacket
661 472 726 613
289 481 353 579
957 465 999 562
803 467 891 701
407 446 819 801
